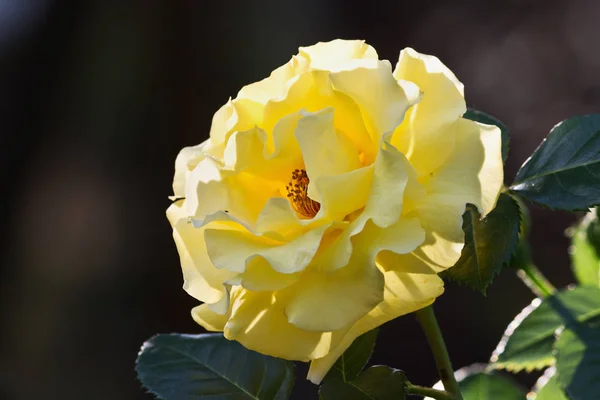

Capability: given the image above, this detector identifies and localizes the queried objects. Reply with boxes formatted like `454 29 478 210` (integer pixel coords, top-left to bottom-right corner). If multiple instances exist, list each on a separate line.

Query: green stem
415 306 463 400
406 383 455 400
511 238 556 298
517 263 556 298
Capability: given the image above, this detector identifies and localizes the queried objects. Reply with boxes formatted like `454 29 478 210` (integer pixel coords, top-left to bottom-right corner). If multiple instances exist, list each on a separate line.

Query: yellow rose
167 39 503 383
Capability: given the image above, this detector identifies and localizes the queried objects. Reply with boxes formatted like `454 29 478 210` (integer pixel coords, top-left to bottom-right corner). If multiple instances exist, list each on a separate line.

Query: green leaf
458 370 525 400
569 210 600 287
586 207 600 249
510 114 600 211
325 329 378 382
136 333 295 400
463 108 509 162
507 196 532 271
319 366 406 400
443 192 521 294
532 369 568 400
491 286 600 372
555 319 600 400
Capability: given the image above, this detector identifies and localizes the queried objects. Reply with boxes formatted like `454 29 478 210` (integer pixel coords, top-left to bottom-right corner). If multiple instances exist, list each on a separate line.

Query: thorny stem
415 306 463 400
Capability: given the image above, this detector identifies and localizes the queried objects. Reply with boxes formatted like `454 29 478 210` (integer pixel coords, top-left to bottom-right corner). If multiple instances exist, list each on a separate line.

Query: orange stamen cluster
286 169 321 219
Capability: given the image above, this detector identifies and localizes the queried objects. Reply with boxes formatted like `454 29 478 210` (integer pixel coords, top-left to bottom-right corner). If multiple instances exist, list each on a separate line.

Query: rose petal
230 257 301 292
185 153 280 227
299 39 378 72
237 55 310 105
208 98 263 153
413 118 503 269
284 218 424 332
204 223 331 274
315 165 373 220
191 304 229 331
171 141 207 199
166 201 236 305
362 136 413 228
309 136 419 272
330 60 414 140
262 70 373 157
295 108 362 201
392 48 467 177
284 261 384 332
307 271 444 383
224 288 346 361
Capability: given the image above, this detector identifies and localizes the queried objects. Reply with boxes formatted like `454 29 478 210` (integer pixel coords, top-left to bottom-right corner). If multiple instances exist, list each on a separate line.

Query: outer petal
184 156 227 219
208 98 263 152
377 232 463 274
393 47 465 131
204 223 331 274
223 127 268 172
237 54 310 105
191 304 228 331
171 142 207 199
208 99 236 150
166 201 236 305
420 119 503 216
298 39 378 72
284 218 425 332
228 257 301 292
377 249 440 275
307 271 445 383
392 48 466 177
330 60 414 141
185 153 280 227
224 288 346 361
414 118 503 269
283 260 384 332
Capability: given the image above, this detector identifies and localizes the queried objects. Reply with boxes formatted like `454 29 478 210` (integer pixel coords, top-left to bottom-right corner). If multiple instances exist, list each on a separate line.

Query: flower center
286 169 321 219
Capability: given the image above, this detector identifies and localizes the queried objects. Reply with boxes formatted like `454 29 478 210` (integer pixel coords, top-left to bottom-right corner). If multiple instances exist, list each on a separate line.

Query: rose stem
517 263 556 298
415 305 463 400
406 383 456 400
512 238 556 298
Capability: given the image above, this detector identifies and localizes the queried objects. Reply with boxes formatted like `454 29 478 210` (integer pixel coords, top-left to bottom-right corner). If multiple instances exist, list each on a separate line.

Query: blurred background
0 0 598 398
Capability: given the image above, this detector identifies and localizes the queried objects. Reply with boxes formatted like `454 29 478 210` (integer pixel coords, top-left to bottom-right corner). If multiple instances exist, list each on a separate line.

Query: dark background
0 0 596 399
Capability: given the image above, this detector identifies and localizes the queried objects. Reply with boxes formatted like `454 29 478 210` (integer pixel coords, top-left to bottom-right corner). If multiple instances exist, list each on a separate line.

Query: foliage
568 208 600 287
136 333 295 400
455 367 525 400
491 287 600 372
443 193 521 294
511 114 600 210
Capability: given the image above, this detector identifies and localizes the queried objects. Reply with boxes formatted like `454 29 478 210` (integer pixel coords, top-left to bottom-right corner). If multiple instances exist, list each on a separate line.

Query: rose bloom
167 40 503 383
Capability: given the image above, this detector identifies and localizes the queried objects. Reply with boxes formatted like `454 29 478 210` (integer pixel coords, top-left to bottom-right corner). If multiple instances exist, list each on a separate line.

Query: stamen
285 169 320 218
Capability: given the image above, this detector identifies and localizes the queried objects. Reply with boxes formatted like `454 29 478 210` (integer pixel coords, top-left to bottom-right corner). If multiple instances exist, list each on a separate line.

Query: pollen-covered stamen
285 169 321 219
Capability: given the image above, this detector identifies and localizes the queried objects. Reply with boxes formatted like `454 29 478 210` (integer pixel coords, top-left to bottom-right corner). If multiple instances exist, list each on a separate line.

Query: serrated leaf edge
490 297 546 371
445 193 521 294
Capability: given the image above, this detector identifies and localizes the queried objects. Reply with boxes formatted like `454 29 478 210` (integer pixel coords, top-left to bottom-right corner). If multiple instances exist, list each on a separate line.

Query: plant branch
511 236 556 298
415 305 463 400
406 383 456 399
517 263 556 298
